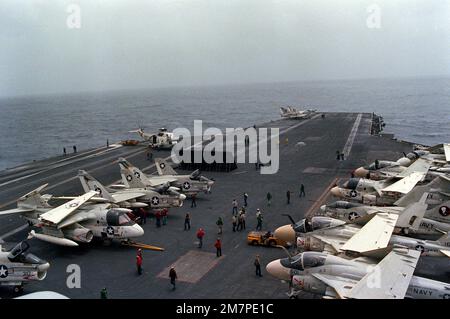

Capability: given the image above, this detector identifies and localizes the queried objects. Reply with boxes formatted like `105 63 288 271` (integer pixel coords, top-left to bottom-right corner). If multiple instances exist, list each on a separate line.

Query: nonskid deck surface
0 112 446 299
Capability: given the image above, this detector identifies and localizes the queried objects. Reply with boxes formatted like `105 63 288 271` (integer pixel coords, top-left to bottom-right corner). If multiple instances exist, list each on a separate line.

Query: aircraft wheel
14 286 24 293
268 240 277 246
251 240 259 246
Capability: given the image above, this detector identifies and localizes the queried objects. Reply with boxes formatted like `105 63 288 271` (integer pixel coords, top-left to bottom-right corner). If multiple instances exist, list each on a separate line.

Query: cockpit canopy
293 216 336 233
327 201 363 209
280 252 327 271
367 160 396 170
106 210 135 226
343 178 360 190
7 241 47 265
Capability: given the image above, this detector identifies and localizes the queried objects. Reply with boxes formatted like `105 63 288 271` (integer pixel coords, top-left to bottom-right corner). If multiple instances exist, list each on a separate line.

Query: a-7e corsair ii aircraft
0 185 144 247
279 107 317 119
266 247 450 299
118 157 214 197
0 241 50 293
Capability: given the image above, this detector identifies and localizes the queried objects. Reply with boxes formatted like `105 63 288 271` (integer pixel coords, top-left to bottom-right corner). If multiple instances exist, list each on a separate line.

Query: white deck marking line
0 224 29 241
343 113 362 158
0 144 123 188
0 118 319 239
0 148 146 210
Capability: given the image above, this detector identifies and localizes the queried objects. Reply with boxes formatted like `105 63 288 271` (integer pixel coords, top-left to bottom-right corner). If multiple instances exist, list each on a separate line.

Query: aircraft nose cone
38 262 50 272
330 186 342 197
274 225 295 245
354 167 368 178
208 180 214 187
180 194 187 200
266 260 291 280
319 204 327 212
131 224 145 237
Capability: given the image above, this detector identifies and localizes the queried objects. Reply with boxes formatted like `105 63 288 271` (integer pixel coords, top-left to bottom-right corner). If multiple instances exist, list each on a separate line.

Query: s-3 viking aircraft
118 157 214 197
129 127 177 149
77 170 186 209
266 247 450 299
0 185 144 247
0 241 50 293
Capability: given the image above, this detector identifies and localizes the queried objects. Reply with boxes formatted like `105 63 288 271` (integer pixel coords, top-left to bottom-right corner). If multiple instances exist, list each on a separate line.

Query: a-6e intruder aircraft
77 170 186 209
274 211 450 258
0 241 50 293
129 127 177 149
320 197 450 239
0 185 144 247
354 156 450 181
118 157 214 197
266 247 450 299
329 167 435 206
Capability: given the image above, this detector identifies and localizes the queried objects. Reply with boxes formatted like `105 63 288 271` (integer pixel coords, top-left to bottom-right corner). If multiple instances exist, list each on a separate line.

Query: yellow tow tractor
247 231 288 247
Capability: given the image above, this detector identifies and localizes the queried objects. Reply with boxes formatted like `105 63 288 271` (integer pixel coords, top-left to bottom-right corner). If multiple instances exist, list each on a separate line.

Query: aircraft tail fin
118 157 150 188
424 200 450 224
77 170 115 202
17 184 52 209
155 158 178 176
396 193 428 230
436 231 450 246
394 176 444 207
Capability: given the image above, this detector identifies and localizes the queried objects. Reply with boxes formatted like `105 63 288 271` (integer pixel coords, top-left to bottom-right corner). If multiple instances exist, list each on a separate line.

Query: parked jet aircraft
129 127 177 149
0 185 144 247
76 170 186 209
0 241 50 293
266 247 450 299
330 171 429 205
118 158 214 196
280 107 317 119
274 214 450 258
320 196 450 239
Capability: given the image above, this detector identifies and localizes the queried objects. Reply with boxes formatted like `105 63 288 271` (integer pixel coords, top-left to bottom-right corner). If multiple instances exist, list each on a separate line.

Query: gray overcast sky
1 0 449 97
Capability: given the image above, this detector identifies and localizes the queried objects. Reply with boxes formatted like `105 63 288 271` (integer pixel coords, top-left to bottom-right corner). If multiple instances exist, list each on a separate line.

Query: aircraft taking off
129 127 177 149
0 185 144 247
279 107 316 119
118 158 214 196
266 247 450 299
0 241 50 293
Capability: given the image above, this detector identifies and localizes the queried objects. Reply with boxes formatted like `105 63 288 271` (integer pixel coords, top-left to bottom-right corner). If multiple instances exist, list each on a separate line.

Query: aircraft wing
381 172 425 194
346 247 421 299
57 211 98 229
341 213 398 253
444 143 450 162
440 250 450 258
397 158 431 179
0 207 35 216
111 191 147 203
312 235 347 253
39 191 97 225
53 196 110 203
311 273 357 299
147 176 178 186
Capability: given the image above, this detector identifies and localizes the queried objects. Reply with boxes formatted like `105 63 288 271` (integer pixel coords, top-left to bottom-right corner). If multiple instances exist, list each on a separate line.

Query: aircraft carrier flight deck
0 112 448 299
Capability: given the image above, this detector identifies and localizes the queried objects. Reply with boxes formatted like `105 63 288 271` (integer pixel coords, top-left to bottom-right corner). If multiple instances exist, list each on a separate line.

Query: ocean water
0 77 449 171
